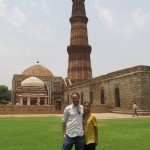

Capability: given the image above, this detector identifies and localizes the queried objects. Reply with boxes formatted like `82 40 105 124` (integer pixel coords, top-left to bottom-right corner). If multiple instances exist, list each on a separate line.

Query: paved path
0 113 150 119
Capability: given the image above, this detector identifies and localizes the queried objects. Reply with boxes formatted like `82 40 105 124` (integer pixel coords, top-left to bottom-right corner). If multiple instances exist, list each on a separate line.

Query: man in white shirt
62 92 84 150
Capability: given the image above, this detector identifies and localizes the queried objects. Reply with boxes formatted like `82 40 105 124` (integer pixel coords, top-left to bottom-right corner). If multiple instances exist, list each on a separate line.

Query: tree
0 85 11 102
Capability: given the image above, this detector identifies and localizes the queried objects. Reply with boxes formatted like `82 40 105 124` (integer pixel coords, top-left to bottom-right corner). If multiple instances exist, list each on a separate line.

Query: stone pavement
0 113 150 119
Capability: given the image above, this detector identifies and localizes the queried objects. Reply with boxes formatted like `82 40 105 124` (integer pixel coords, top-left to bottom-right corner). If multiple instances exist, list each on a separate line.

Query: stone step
110 109 150 116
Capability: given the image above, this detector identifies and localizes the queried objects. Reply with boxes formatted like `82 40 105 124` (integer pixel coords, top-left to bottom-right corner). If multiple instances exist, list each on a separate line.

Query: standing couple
62 92 98 150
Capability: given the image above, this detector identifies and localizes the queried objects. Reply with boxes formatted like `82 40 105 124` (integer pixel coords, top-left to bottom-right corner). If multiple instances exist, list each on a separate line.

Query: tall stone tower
67 0 92 84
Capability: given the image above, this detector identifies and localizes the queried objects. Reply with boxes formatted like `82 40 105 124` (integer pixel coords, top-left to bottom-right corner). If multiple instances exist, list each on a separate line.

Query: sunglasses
76 107 81 114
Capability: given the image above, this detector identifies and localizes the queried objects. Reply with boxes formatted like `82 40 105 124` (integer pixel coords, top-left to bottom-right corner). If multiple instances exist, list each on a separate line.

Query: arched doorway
90 91 93 104
101 90 105 104
67 94 69 105
115 87 120 107
81 92 83 104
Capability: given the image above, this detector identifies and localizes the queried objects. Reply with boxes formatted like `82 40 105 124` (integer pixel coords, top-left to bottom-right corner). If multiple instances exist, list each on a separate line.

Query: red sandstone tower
67 0 92 84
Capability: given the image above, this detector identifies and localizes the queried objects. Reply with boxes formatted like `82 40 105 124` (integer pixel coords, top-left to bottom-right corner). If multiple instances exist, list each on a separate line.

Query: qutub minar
67 0 92 84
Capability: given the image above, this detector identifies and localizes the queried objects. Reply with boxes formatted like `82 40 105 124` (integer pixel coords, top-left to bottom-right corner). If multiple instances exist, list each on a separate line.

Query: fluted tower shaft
67 0 92 84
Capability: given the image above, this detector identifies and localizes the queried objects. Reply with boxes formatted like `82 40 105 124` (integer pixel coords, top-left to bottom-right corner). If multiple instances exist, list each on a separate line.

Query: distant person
62 92 84 150
83 101 98 150
133 102 138 117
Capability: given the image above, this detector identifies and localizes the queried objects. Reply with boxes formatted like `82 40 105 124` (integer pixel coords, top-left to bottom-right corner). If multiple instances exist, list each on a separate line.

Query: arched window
101 90 105 104
90 91 93 104
115 87 120 107
81 92 83 104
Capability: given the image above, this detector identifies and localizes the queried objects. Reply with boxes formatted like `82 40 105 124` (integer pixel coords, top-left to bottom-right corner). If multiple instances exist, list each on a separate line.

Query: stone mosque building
11 0 150 111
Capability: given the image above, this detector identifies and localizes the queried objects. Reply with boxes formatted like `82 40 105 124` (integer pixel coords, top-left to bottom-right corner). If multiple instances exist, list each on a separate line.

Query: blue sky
0 0 150 89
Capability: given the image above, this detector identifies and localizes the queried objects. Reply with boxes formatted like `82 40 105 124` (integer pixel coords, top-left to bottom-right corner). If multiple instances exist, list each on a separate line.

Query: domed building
12 63 64 108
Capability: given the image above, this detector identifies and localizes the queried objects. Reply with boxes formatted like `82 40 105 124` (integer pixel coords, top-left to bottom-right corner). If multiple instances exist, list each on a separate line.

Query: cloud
9 7 27 27
94 1 114 28
124 25 135 38
0 0 5 17
27 0 39 7
26 23 54 43
0 0 27 28
41 0 50 14
27 0 51 14
0 0 53 43
131 8 150 29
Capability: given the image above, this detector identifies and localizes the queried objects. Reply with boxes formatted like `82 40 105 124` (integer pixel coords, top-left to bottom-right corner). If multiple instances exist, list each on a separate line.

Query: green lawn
0 117 149 150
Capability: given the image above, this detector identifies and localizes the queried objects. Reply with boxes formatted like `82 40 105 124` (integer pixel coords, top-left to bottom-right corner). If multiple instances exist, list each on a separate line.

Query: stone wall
141 72 150 109
0 104 109 115
64 65 150 110
91 104 109 113
0 105 63 115
91 72 142 108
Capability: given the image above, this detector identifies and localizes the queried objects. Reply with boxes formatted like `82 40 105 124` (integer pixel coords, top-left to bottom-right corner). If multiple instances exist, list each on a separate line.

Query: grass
99 118 150 150
0 117 150 150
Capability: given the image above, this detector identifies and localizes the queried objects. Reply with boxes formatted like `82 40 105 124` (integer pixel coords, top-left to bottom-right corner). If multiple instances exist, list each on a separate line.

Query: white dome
21 76 45 87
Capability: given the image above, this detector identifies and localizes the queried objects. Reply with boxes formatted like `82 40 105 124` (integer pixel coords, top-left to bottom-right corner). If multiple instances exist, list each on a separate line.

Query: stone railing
0 105 63 115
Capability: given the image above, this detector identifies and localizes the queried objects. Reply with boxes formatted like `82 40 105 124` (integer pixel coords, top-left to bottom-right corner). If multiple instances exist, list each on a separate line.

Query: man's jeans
62 135 84 150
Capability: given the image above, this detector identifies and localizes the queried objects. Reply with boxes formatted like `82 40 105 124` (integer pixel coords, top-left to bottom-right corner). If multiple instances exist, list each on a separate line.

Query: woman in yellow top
83 101 98 150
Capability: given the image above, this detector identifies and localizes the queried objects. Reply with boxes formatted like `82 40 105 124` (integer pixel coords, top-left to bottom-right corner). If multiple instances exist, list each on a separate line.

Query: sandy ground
0 113 150 119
